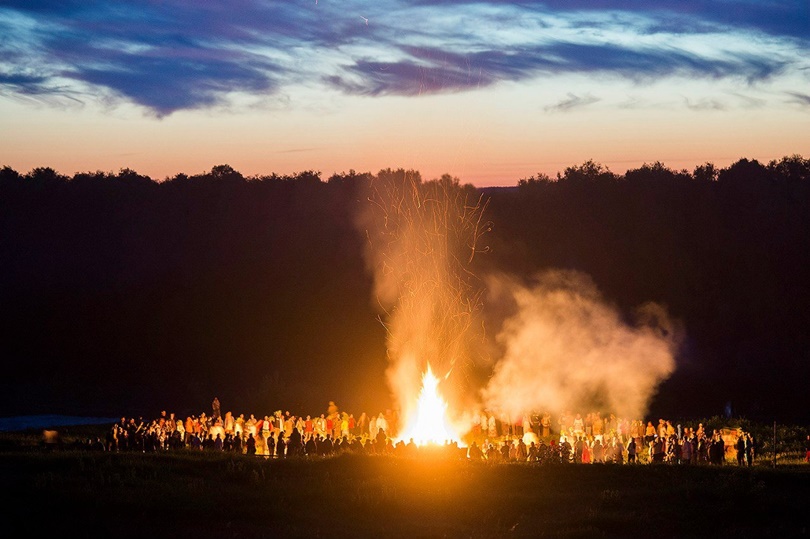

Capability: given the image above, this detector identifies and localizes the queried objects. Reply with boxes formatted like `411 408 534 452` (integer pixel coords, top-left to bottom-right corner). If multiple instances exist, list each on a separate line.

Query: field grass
2 443 809 539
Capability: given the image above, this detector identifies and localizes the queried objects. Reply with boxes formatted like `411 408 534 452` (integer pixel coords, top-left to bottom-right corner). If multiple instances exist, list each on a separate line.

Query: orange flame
397 364 461 446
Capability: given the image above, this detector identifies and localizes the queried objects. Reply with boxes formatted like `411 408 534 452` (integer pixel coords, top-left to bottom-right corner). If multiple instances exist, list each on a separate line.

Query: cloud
786 92 810 107
408 0 810 41
730 92 767 109
0 1 322 114
64 48 278 117
325 56 494 96
0 72 50 94
545 92 600 112
0 71 86 108
0 0 806 114
325 42 786 97
684 97 725 111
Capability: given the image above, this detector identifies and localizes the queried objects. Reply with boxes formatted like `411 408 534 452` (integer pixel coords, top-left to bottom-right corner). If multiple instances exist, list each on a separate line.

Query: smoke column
356 169 489 426
358 170 678 427
482 270 679 421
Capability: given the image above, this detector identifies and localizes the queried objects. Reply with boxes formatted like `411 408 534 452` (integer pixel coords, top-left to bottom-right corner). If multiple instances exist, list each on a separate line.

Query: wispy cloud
684 97 725 111
545 92 600 112
0 0 806 115
786 92 810 107
0 72 50 94
410 0 810 41
325 42 787 97
730 92 767 109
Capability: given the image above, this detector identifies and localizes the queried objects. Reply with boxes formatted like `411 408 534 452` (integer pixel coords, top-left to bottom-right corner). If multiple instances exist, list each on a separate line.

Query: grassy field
2 441 809 539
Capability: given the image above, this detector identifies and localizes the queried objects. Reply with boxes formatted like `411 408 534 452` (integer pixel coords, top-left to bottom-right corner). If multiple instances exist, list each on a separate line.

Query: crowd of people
467 412 755 466
92 398 759 466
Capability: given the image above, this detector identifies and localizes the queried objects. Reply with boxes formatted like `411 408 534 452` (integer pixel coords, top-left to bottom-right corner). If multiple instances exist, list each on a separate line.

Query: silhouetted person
736 434 746 466
287 427 303 457
375 428 387 452
468 441 483 461
305 435 317 457
276 436 287 458
627 437 637 463
232 433 242 454
319 435 333 456
266 435 275 457
745 434 755 467
516 439 528 461
710 434 724 465
574 437 584 463
559 438 572 463
212 397 221 421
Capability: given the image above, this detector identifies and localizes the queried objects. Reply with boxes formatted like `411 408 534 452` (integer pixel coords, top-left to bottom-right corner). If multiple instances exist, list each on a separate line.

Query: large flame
397 364 461 446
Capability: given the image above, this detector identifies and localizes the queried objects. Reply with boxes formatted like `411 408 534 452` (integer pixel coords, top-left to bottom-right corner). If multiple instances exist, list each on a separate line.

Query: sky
0 0 808 187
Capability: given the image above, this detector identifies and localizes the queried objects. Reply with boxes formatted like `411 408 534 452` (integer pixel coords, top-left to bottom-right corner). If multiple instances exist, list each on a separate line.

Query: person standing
541 413 551 438
223 411 234 436
376 413 388 438
745 433 755 467
612 438 624 464
735 433 746 466
304 415 314 441
516 438 528 461
367 415 376 439
212 397 221 421
357 412 368 437
681 435 692 464
592 438 604 463
246 433 256 456
246 414 258 439
626 437 637 464
181 416 192 447
261 416 272 455
582 439 591 464
273 411 282 441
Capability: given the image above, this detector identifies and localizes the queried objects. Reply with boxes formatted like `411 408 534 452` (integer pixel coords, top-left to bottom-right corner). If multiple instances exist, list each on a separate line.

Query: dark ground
2 445 809 539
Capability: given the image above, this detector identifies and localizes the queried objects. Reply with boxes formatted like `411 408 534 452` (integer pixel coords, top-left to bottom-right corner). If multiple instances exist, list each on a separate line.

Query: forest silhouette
0 156 807 422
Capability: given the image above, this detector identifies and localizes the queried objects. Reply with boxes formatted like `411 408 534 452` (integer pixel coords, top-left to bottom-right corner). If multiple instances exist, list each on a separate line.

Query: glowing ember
397 364 461 446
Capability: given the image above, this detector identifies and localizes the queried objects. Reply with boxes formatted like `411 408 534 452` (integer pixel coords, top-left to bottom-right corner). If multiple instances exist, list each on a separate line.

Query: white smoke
482 270 679 421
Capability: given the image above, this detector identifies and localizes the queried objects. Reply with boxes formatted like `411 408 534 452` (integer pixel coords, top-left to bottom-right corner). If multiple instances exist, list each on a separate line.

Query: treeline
0 157 808 422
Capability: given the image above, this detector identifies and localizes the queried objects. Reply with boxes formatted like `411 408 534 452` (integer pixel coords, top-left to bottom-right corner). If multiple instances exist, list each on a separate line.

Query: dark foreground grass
2 450 809 539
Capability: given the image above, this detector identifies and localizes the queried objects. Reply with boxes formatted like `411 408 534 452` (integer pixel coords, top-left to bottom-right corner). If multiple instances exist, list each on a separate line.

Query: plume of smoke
482 270 678 421
356 169 490 423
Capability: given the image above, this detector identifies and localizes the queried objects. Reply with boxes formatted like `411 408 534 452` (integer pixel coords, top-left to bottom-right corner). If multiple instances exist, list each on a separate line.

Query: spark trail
357 169 490 437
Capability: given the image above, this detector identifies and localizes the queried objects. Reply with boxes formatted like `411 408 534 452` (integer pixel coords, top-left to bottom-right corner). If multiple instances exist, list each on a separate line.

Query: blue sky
1 0 808 185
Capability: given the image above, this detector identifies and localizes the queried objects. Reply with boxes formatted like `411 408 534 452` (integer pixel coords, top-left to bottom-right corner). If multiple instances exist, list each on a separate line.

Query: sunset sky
1 0 808 187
